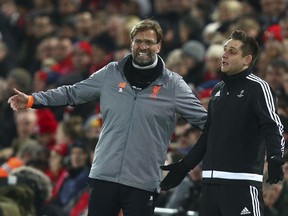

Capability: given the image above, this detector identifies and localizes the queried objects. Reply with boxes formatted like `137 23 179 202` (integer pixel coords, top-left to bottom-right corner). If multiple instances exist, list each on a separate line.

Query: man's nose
222 52 226 58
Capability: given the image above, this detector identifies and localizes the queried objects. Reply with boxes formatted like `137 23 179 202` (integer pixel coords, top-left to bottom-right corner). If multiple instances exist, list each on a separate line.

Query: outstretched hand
160 160 190 191
7 88 29 111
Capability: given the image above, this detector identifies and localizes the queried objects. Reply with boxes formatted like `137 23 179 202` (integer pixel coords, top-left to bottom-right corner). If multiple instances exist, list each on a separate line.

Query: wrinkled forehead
133 29 157 39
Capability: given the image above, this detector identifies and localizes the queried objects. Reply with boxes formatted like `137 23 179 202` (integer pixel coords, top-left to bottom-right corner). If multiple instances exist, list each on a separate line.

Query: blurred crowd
0 0 288 215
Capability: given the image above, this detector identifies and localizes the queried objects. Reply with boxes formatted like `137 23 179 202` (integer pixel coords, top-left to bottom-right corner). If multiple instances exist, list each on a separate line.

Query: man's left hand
266 156 284 184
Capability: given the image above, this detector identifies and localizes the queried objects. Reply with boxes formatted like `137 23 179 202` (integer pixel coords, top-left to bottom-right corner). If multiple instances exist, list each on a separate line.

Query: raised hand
7 88 29 111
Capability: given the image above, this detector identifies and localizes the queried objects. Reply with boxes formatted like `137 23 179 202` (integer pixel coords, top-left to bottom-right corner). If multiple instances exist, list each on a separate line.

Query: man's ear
155 43 161 54
244 55 253 66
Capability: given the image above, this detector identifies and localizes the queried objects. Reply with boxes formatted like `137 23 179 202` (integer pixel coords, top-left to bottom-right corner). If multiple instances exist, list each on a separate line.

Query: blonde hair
212 0 243 22
205 44 223 59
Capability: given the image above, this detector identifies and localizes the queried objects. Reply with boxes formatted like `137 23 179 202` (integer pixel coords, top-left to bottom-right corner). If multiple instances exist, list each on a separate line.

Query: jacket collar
118 54 169 86
222 68 252 87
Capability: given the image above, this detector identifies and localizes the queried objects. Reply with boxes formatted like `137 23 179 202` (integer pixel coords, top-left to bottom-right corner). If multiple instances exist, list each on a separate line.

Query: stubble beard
133 52 156 67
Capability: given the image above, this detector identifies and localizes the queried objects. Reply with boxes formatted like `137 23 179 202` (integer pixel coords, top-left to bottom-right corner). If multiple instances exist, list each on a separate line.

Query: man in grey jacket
8 19 207 216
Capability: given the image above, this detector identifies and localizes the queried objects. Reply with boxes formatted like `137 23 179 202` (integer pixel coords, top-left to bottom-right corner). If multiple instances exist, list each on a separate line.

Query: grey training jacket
32 54 207 192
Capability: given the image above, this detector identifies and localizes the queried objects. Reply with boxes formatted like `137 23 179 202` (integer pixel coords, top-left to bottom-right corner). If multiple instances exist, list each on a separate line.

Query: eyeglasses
132 39 158 47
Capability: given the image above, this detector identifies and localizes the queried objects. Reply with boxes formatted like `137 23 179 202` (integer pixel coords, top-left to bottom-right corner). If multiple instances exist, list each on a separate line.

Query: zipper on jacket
118 90 138 179
210 85 229 178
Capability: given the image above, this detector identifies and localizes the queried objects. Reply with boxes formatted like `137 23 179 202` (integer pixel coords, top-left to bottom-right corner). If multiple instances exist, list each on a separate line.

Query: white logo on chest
237 90 245 98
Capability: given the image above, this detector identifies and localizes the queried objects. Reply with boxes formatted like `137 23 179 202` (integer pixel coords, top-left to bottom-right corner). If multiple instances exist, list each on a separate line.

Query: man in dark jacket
160 30 285 216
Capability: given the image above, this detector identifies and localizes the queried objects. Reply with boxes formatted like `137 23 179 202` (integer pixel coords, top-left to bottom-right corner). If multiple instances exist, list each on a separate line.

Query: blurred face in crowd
58 0 78 16
181 54 198 73
206 55 221 75
166 49 186 76
265 65 285 91
70 147 87 168
37 37 59 61
72 46 92 71
221 39 252 75
15 110 37 139
91 44 107 64
76 12 93 36
217 0 243 22
58 24 77 39
38 133 54 147
34 0 53 9
175 124 201 149
107 15 125 43
260 0 286 17
131 30 161 66
32 16 54 38
264 40 282 59
55 38 73 61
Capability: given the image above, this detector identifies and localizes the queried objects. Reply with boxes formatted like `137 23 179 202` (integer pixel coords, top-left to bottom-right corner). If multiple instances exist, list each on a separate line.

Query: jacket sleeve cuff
26 95 34 108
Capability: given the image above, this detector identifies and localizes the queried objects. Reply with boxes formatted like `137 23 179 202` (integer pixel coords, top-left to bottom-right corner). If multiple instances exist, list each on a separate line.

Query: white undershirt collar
132 56 158 70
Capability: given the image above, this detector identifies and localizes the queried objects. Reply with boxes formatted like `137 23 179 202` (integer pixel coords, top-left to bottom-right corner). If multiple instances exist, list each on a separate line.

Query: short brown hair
130 19 163 43
229 30 259 66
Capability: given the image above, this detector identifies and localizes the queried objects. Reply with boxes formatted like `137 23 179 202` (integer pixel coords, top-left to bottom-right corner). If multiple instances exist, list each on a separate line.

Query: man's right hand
7 88 29 111
160 160 190 191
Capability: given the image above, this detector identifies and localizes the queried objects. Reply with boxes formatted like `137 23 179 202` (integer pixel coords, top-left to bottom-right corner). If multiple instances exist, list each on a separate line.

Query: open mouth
138 52 149 57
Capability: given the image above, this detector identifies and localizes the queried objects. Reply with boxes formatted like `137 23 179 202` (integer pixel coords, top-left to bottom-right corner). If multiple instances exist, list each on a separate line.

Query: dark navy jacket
184 68 285 187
